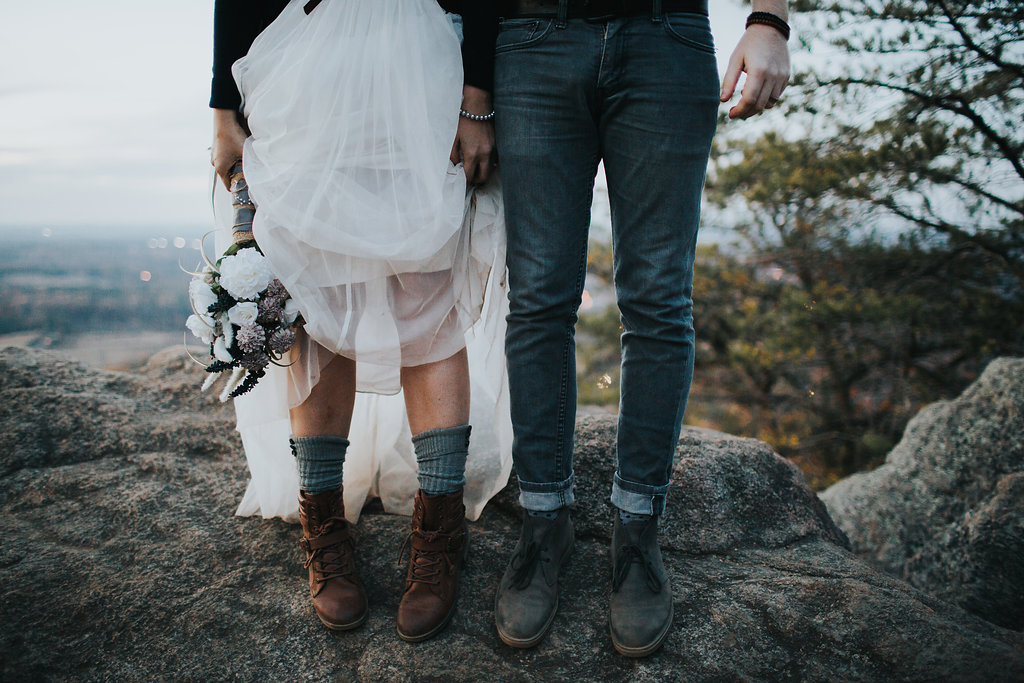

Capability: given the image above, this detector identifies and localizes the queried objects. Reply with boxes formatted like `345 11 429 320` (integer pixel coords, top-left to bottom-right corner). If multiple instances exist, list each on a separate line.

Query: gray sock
290 435 348 494
412 424 470 496
525 508 560 521
618 508 653 525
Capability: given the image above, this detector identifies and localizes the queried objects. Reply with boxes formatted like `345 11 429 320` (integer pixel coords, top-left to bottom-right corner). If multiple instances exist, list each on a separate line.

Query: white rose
218 248 274 300
186 314 215 344
201 264 216 285
213 336 234 363
228 302 258 327
283 298 301 324
189 278 219 313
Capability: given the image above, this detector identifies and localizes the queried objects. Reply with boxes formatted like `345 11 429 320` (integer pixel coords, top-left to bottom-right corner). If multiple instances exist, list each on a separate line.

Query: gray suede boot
494 508 574 648
609 515 673 657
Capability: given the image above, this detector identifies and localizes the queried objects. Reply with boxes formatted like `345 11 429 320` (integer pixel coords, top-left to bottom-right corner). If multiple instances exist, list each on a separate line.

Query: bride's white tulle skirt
212 0 511 523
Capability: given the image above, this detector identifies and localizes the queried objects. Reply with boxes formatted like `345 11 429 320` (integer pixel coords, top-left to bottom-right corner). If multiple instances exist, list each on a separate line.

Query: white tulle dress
211 0 511 524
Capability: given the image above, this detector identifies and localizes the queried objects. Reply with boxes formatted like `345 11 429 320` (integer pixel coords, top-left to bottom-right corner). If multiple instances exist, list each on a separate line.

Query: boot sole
318 608 368 631
494 529 575 649
396 604 457 643
496 594 558 649
610 601 673 658
396 533 469 643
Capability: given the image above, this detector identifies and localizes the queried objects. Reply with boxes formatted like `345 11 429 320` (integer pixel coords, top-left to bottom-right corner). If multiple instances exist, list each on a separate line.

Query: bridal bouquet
186 163 301 400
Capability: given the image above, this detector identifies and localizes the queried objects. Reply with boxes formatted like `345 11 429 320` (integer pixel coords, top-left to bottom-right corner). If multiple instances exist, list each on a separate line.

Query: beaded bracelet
746 11 790 41
459 109 496 122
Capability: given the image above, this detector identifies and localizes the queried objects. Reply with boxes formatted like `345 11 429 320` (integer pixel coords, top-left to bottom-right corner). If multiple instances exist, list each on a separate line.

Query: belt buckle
582 0 630 19
582 0 616 18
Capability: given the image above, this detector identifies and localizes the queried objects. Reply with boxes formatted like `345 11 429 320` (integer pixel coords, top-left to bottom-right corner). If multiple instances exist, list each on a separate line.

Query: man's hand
211 108 248 189
451 85 497 186
720 24 791 120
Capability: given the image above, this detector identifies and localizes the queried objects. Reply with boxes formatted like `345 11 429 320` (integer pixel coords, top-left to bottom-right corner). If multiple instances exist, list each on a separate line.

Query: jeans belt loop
652 0 663 22
556 0 569 28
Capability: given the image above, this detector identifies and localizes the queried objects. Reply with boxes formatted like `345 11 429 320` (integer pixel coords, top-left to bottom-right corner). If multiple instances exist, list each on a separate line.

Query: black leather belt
500 0 709 19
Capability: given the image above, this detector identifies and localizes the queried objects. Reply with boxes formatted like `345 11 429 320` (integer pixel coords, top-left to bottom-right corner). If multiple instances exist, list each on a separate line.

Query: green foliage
586 240 615 282
694 0 1024 482
692 234 1022 484
783 0 1023 274
577 304 622 407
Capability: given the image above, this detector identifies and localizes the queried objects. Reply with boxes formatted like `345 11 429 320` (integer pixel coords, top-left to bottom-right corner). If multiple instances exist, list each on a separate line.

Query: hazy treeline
0 237 197 339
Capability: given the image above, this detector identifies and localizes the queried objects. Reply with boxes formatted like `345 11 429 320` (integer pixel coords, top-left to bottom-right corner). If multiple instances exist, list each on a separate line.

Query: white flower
218 248 274 300
186 313 215 344
213 336 234 363
228 302 258 327
200 372 219 393
219 312 235 349
189 278 219 313
201 264 216 285
219 367 246 403
283 298 301 324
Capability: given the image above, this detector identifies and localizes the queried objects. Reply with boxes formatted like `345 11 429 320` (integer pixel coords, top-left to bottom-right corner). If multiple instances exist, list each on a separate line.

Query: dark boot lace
611 544 662 594
509 540 551 589
304 515 356 586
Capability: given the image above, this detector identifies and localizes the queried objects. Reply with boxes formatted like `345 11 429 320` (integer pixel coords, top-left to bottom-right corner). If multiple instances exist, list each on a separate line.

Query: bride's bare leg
290 353 357 437
400 347 470 433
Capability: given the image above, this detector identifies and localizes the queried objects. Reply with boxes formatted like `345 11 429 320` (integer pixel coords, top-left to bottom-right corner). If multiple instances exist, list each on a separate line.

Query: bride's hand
451 85 496 186
212 109 248 189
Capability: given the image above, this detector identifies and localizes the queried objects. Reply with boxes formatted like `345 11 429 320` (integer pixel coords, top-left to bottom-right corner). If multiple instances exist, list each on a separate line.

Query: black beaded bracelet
746 11 790 41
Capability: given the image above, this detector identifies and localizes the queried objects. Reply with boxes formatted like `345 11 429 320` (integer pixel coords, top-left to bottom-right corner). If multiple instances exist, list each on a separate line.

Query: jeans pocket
662 13 715 54
495 18 554 53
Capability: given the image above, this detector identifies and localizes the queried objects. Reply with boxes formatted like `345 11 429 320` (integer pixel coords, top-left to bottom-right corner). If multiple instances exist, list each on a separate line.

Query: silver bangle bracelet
459 108 495 121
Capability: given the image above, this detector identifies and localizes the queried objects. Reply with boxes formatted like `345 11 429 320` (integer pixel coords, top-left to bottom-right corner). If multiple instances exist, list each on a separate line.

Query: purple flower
268 326 296 354
258 296 284 324
266 278 287 299
236 323 266 354
240 351 270 371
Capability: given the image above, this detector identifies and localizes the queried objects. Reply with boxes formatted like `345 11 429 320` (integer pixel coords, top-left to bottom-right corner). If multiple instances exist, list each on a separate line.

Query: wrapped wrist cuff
746 11 790 41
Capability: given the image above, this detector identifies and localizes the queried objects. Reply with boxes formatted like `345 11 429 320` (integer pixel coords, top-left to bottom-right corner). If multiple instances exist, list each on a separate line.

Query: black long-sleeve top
210 0 498 110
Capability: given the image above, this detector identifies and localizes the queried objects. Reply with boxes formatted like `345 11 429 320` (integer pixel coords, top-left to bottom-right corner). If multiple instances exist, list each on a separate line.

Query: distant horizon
0 221 738 251
0 222 212 243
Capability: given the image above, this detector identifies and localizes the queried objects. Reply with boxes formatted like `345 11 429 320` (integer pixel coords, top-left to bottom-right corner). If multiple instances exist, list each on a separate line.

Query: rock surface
2 347 1023 681
822 358 1024 631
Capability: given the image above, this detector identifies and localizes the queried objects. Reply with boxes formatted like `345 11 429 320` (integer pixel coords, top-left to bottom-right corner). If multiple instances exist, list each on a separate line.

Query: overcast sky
0 1 749 231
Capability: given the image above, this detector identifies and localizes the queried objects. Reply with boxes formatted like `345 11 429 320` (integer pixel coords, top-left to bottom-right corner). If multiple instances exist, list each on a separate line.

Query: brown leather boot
297 488 368 630
396 489 468 642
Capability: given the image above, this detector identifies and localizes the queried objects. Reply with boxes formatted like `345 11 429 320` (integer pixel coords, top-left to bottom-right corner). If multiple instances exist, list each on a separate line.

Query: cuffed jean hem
518 473 576 511
611 473 668 516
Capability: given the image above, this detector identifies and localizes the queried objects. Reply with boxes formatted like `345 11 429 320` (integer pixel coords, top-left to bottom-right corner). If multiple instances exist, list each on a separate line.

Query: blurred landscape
0 226 206 370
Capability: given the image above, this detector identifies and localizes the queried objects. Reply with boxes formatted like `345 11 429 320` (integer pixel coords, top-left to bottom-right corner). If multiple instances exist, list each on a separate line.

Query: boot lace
304 515 355 585
398 529 456 587
611 544 662 594
509 541 550 589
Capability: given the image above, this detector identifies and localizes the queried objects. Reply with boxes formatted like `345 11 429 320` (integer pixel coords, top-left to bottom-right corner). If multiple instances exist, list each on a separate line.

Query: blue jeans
494 11 719 515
